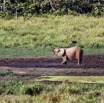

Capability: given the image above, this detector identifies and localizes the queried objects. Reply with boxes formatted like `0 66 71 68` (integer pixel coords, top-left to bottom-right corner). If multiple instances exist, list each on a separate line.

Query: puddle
0 56 103 68
3 61 94 68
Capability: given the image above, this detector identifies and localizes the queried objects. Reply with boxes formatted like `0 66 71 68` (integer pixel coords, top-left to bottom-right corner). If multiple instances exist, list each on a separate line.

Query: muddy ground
0 55 104 82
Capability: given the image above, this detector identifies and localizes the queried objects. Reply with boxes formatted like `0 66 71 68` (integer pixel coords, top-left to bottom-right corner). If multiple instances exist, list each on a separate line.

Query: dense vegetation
0 80 104 103
0 0 104 51
0 0 104 18
0 15 104 49
0 1 104 103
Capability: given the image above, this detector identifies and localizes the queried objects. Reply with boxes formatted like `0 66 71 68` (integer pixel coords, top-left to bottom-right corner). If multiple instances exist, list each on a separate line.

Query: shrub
1 0 104 17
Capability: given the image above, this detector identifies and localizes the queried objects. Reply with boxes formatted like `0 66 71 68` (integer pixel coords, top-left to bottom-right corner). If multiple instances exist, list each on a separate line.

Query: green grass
36 76 104 84
0 80 104 103
0 14 104 103
83 48 104 55
0 15 104 57
0 47 53 57
0 47 103 57
0 15 104 49
0 70 13 76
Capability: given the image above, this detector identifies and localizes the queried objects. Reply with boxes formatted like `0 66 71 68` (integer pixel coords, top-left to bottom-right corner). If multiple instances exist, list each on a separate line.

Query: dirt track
0 55 104 77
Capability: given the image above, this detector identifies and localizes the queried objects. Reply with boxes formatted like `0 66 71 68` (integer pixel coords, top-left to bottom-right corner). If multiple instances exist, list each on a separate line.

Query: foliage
0 0 104 17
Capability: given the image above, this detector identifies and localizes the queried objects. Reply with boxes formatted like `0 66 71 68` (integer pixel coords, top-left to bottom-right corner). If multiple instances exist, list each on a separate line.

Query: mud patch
0 55 104 68
0 55 104 81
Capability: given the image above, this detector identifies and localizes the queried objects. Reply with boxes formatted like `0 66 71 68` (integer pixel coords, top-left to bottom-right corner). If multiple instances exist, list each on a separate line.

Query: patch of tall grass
20 82 45 96
0 80 23 94
0 15 104 49
0 70 13 76
0 81 104 103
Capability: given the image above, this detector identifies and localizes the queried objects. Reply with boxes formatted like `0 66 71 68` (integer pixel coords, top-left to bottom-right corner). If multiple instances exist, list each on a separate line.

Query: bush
1 0 104 17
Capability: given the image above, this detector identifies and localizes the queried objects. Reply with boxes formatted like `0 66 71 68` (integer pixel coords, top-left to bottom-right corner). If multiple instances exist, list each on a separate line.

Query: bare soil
0 55 104 82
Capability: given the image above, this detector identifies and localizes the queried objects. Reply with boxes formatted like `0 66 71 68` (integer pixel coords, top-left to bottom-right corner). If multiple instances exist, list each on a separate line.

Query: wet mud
0 55 104 76
0 55 104 68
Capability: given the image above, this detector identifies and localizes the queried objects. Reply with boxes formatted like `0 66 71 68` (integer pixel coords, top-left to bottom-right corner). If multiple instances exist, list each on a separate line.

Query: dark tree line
0 0 104 18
